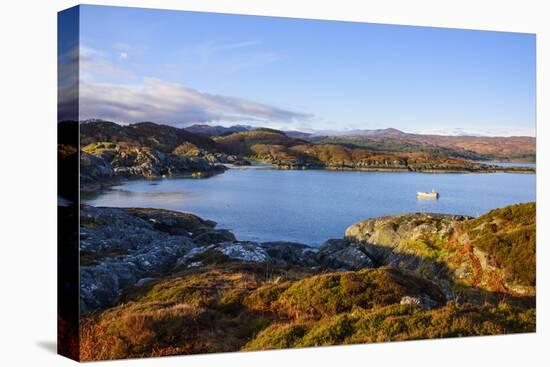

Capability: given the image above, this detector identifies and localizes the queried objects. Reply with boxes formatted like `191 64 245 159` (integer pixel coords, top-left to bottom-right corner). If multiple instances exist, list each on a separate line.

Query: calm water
481 161 536 168
84 169 536 246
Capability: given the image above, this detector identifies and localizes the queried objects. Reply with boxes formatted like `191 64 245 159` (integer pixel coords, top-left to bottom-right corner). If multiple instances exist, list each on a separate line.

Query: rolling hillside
316 129 535 162
214 129 533 172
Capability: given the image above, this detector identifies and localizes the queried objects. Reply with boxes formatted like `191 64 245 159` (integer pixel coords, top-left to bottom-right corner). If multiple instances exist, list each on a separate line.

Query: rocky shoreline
67 120 535 193
79 155 535 193
274 162 535 174
76 202 535 360
79 203 535 313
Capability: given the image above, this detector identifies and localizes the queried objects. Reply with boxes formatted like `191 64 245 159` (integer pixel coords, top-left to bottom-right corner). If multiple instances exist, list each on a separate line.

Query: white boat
416 189 439 199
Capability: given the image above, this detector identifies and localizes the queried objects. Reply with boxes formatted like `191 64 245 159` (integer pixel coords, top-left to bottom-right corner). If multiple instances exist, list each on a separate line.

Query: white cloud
79 77 312 126
77 45 311 126
409 127 535 137
79 45 134 81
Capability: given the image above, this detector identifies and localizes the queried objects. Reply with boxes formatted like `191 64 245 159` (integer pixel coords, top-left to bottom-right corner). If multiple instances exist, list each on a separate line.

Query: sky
69 5 536 136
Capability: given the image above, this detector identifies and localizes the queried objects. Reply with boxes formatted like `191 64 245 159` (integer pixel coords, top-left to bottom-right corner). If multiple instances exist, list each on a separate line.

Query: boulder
260 241 318 267
317 239 375 270
193 229 236 245
216 242 270 263
400 294 440 309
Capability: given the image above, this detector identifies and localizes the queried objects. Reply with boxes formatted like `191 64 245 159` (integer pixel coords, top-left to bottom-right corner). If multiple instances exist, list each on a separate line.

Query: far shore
80 160 535 195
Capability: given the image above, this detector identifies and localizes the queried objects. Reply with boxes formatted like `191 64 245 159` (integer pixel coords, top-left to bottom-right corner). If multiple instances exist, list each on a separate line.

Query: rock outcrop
74 120 252 191
343 206 536 300
79 206 319 312
316 239 375 270
79 203 536 313
80 142 228 191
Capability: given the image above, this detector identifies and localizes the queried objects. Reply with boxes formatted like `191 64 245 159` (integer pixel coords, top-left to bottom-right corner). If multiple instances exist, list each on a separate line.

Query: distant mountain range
184 123 535 163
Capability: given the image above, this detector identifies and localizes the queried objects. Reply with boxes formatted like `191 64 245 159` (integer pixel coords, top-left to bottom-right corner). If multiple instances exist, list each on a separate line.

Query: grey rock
193 229 236 245
344 213 469 248
317 239 375 270
176 245 215 266
260 241 318 267
216 241 270 263
135 277 156 287
80 206 201 312
400 294 440 309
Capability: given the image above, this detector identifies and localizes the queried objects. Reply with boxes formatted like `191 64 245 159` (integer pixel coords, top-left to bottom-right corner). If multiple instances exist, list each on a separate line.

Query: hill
316 129 536 162
77 120 247 191
184 124 252 137
72 120 535 193
80 120 219 152
214 130 533 173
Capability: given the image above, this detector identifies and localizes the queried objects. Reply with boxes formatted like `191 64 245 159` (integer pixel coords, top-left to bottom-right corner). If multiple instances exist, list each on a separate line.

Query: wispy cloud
79 77 312 125
181 39 284 75
410 127 535 137
195 40 262 62
79 45 135 81
78 47 311 126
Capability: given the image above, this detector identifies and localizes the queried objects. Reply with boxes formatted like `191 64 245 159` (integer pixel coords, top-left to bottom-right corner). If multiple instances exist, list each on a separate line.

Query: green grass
245 302 535 350
81 264 534 361
466 202 536 285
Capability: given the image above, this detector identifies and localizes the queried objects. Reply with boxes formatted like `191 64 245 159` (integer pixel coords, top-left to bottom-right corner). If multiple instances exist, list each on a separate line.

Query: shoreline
81 162 535 194
75 202 535 361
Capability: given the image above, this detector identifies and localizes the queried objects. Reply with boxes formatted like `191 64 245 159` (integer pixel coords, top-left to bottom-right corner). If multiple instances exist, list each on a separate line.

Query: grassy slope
465 202 536 285
317 134 536 163
214 130 492 171
80 121 219 153
81 265 534 360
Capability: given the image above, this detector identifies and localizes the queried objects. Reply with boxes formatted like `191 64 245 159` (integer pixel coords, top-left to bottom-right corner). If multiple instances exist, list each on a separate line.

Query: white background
0 0 548 365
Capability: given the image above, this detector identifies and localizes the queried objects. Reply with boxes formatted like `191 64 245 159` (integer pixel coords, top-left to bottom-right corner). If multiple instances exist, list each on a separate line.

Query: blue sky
76 5 536 136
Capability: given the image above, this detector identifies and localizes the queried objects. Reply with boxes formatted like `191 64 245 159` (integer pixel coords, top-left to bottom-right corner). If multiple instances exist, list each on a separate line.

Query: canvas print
58 5 536 362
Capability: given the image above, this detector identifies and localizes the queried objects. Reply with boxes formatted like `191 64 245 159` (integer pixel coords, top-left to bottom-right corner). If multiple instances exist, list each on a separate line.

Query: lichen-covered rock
344 213 468 248
80 151 115 190
400 295 439 309
343 208 536 300
80 138 227 192
260 241 318 267
193 229 236 245
317 239 375 270
79 206 319 312
79 203 535 316
80 206 201 312
217 242 270 263
125 207 216 236
342 213 468 299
